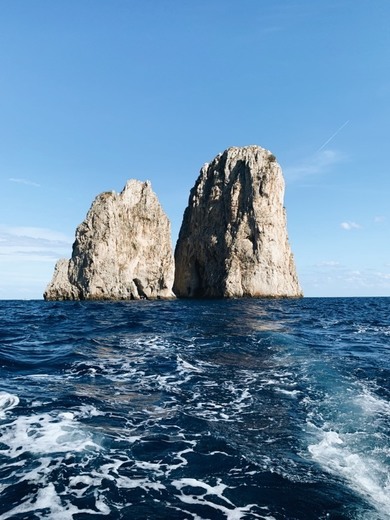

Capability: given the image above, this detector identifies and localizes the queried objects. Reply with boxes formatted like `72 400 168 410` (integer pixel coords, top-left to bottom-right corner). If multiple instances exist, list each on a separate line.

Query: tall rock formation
173 145 302 298
44 180 175 300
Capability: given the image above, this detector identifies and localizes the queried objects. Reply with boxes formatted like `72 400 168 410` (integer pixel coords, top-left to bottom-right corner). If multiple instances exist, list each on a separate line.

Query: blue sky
1 0 389 299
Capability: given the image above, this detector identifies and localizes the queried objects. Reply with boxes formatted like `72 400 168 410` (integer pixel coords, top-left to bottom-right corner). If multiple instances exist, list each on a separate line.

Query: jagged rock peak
44 179 175 300
173 145 302 298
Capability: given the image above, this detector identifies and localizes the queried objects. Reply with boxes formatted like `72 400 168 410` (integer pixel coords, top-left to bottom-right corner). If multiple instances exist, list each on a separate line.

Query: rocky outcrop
44 259 80 300
44 180 175 300
173 145 302 298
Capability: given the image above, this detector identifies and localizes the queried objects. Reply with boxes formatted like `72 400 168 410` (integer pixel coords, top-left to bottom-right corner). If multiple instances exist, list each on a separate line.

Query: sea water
0 298 389 519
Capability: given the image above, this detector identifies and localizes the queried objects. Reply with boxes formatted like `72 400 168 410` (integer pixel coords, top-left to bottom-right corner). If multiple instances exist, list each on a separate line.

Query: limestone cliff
44 180 175 300
173 145 302 298
44 259 80 301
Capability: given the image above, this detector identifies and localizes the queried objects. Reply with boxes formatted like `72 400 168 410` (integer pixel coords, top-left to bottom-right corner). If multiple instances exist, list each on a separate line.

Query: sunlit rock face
44 180 175 300
43 259 80 301
173 145 302 298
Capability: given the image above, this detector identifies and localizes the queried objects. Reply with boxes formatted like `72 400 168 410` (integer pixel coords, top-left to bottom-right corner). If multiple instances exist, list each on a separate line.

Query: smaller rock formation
44 180 175 300
45 259 80 301
173 145 302 298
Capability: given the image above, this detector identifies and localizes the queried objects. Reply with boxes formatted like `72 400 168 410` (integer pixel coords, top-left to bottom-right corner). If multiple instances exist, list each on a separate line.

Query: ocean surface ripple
0 298 389 519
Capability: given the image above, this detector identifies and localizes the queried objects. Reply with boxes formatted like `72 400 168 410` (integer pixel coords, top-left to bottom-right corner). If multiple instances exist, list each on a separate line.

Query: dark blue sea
0 298 389 520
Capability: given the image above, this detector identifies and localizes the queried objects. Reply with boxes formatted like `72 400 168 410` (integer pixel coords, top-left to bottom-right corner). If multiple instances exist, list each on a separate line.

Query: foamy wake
308 428 390 517
0 410 100 457
0 482 110 520
172 478 275 520
0 406 108 519
0 392 19 418
308 389 390 518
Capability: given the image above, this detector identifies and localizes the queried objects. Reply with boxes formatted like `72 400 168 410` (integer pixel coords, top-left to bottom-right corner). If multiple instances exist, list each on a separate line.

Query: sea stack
173 145 302 298
44 180 175 300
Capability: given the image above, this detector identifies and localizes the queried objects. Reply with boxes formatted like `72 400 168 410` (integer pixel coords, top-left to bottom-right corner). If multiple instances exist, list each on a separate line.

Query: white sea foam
120 334 170 352
355 388 390 417
0 481 110 519
308 429 390 516
77 404 105 418
274 388 300 398
355 324 390 336
172 477 266 519
177 355 202 373
116 476 166 492
186 374 255 424
0 392 19 417
90 457 167 493
0 410 100 457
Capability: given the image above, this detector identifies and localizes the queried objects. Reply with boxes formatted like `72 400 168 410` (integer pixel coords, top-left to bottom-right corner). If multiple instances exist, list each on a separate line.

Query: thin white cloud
0 225 72 264
340 221 361 231
317 260 341 267
301 263 390 296
374 216 386 223
0 226 72 243
9 178 40 188
0 249 64 263
375 271 390 280
285 149 345 180
261 26 283 35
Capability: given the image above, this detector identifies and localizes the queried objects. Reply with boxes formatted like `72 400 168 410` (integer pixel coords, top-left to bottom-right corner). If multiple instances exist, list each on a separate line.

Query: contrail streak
317 120 349 152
